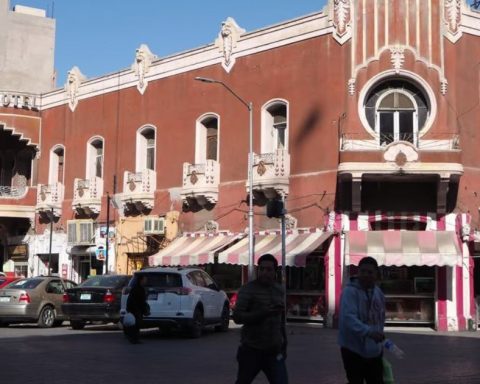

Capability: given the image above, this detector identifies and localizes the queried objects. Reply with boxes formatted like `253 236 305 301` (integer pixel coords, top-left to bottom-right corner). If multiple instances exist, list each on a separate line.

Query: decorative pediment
131 44 157 95
214 17 245 73
331 0 353 44
64 66 86 112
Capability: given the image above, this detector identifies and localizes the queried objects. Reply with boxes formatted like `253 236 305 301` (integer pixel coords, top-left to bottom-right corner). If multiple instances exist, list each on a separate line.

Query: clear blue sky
11 0 328 87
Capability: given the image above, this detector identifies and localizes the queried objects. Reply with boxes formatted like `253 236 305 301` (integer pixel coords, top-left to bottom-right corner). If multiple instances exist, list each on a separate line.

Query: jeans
341 347 384 384
235 344 288 384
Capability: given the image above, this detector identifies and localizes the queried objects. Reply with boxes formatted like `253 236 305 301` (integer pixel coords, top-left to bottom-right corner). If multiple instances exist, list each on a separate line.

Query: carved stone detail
383 142 419 163
214 17 245 73
445 0 461 34
441 78 448 95
257 161 267 176
65 66 86 112
131 44 156 95
332 0 352 44
283 214 298 230
204 220 219 233
348 78 356 96
390 46 405 73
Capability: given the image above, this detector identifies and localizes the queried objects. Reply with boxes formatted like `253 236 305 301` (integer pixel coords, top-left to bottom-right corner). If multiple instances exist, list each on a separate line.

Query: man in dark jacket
233 253 288 384
124 274 149 344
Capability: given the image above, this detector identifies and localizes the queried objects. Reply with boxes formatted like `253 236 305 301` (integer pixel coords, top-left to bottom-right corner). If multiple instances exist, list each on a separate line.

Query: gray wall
0 0 55 94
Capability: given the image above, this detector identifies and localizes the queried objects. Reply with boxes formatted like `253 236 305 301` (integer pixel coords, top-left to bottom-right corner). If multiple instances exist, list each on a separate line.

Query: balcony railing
340 133 460 151
181 159 220 207
72 177 104 215
36 183 64 217
0 186 27 198
120 169 156 211
247 149 290 199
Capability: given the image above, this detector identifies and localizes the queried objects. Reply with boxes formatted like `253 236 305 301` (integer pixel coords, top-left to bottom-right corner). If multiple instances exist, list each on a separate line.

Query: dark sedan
62 275 131 330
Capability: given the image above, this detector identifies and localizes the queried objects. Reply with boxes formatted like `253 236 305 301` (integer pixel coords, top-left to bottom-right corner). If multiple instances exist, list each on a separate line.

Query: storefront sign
7 244 28 261
0 92 38 110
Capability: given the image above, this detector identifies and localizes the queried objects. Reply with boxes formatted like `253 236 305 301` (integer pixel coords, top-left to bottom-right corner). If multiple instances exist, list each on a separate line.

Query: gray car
0 276 77 328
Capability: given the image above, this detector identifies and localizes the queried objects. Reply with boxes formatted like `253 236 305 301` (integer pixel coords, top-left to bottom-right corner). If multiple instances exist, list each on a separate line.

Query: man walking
233 253 288 384
338 256 386 384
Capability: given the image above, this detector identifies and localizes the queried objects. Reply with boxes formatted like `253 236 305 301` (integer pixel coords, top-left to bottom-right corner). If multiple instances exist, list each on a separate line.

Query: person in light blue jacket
338 256 385 384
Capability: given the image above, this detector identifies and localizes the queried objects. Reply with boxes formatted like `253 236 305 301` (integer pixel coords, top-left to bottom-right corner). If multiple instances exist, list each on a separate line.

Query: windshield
80 275 129 288
7 278 43 290
130 273 182 289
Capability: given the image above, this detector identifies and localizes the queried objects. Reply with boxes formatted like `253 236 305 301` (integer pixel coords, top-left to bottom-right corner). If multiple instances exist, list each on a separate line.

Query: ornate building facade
2 0 480 331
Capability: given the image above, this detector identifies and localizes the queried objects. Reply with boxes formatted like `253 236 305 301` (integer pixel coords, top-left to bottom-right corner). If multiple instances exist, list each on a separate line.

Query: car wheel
215 304 230 332
38 306 55 328
70 320 86 330
189 307 204 338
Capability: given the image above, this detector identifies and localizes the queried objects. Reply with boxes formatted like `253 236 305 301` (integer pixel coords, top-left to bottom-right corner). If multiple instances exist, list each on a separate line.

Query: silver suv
120 267 230 338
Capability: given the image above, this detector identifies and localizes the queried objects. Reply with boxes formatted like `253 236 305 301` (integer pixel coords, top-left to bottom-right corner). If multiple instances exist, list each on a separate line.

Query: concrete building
1 0 480 331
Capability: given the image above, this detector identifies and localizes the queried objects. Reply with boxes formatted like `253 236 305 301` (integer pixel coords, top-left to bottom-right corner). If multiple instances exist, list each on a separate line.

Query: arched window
87 138 104 179
49 145 65 184
363 79 430 146
195 115 219 164
136 126 156 171
261 100 288 153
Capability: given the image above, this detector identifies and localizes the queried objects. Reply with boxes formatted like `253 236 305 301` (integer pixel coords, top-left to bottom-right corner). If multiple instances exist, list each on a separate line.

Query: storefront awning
345 231 462 267
218 231 333 267
148 233 242 267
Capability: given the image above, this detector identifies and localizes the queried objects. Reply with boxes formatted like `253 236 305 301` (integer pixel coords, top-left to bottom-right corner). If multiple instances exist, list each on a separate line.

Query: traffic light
266 199 284 218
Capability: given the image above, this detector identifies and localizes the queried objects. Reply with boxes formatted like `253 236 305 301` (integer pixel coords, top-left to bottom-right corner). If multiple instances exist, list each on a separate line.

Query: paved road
0 323 479 384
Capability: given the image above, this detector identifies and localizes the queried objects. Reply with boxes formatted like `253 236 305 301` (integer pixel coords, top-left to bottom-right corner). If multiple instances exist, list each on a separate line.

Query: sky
11 0 328 87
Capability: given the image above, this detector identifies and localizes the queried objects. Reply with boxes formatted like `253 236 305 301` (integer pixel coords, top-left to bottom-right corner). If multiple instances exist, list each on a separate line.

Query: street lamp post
195 77 255 281
48 206 54 275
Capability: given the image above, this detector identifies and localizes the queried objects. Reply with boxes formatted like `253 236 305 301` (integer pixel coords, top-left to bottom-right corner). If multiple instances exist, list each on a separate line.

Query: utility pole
105 175 116 275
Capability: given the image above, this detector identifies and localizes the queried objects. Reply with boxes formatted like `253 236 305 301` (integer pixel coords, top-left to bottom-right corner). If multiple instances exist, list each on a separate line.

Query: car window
201 271 215 287
131 273 182 288
80 275 127 288
189 271 207 287
8 278 43 290
46 280 64 294
64 280 77 289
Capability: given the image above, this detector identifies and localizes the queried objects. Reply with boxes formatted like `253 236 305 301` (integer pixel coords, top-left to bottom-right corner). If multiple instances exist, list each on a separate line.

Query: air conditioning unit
144 217 165 235
67 220 95 245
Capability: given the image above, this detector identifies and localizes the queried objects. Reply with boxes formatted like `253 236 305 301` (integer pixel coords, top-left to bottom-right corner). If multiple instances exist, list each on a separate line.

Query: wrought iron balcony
181 160 220 208
246 149 290 199
36 183 64 217
72 177 104 215
120 169 156 212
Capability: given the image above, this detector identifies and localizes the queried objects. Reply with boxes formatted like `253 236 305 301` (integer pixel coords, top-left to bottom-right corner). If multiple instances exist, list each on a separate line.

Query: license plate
0 296 10 302
80 293 91 300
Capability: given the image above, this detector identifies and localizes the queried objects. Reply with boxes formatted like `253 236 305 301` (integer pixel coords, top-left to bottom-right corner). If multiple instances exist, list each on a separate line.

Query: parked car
0 275 20 289
0 276 77 327
62 274 131 330
120 267 230 338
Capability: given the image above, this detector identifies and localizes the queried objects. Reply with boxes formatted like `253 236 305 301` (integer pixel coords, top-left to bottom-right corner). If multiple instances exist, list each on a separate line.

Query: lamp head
194 76 218 84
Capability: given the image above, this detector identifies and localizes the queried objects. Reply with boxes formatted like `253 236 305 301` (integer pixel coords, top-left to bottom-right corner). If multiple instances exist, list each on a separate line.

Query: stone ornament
444 0 463 43
383 142 419 164
131 44 157 95
204 220 219 233
332 0 353 44
215 17 245 73
390 46 405 73
65 66 86 112
283 214 298 230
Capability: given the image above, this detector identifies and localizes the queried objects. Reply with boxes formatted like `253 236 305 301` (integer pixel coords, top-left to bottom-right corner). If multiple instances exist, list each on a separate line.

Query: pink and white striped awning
218 231 333 267
148 233 242 267
345 231 462 267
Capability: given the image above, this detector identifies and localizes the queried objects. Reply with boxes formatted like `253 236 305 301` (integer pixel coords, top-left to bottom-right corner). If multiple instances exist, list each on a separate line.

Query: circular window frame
358 70 437 139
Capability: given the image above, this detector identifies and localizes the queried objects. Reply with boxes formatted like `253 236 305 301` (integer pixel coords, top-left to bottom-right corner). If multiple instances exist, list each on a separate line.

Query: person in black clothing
124 274 149 344
233 253 288 384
